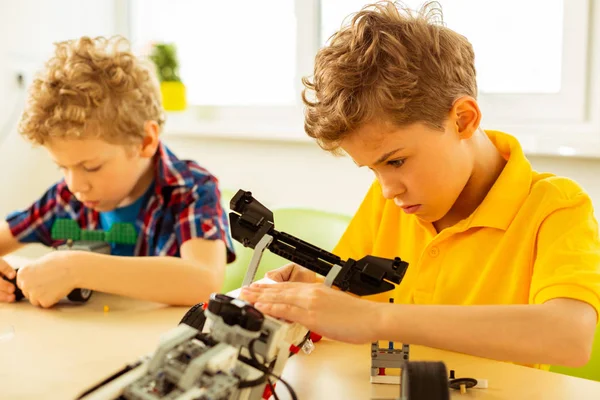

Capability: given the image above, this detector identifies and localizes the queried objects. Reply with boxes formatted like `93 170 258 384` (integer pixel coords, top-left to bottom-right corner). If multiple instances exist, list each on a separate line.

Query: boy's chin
413 208 443 223
87 202 113 212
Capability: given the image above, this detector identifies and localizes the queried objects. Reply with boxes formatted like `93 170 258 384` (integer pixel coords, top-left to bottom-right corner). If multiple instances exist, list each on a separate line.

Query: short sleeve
530 192 600 320
5 181 78 246
173 176 236 264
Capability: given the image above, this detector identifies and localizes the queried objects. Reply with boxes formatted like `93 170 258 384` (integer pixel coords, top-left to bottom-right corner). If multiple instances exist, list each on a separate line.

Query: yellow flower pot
160 81 187 111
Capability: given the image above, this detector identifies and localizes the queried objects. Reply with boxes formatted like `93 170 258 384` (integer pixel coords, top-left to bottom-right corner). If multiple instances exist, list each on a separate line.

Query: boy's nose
66 171 91 194
379 177 406 200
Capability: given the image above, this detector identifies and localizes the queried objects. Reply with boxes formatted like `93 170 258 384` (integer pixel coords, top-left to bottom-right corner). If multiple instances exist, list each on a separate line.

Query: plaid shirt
6 142 236 262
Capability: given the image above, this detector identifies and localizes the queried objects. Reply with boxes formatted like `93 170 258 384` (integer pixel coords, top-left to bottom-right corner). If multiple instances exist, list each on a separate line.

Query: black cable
237 366 268 389
268 378 281 400
264 372 297 400
236 353 275 389
248 338 298 400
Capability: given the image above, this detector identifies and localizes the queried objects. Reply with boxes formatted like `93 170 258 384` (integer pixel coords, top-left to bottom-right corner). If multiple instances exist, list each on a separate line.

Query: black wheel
449 377 478 391
67 288 93 302
400 361 450 400
13 285 24 302
179 302 207 331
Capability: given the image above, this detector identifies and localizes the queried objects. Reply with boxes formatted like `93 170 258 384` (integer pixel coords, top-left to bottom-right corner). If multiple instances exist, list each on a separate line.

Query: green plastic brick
106 223 138 245
81 230 106 242
51 219 81 241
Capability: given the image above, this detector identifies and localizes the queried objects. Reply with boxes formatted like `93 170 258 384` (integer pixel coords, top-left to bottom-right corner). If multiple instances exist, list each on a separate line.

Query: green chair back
550 325 600 382
219 188 254 293
221 207 352 293
219 188 238 211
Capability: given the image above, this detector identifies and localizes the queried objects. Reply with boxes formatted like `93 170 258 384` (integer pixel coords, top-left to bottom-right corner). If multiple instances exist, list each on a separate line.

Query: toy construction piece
400 361 450 400
51 219 138 245
14 218 140 304
448 370 486 394
6 268 93 304
371 298 410 384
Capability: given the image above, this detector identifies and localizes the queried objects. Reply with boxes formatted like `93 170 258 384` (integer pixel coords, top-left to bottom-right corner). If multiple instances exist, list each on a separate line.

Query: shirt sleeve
530 190 600 320
173 176 236 264
5 181 79 246
332 179 384 261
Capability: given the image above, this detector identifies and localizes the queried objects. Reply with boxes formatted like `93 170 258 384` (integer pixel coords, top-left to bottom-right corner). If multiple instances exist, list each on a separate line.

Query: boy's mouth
82 200 100 208
400 204 421 214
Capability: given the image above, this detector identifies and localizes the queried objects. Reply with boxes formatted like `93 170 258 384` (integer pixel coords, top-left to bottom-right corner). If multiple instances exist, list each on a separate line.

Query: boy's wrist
58 250 91 288
368 300 400 342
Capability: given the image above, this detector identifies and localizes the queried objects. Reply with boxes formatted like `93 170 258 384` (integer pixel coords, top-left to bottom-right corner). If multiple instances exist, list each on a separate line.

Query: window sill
162 107 311 144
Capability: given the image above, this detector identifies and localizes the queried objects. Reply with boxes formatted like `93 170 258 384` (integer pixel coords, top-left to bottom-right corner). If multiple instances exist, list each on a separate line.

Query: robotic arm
228 189 408 296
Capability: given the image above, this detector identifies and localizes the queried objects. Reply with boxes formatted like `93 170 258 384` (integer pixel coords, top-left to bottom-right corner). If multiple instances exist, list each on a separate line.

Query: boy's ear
140 120 160 158
449 96 481 140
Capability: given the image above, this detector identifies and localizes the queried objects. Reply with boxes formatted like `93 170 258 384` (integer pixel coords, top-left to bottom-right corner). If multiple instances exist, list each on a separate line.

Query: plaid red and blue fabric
6 142 236 262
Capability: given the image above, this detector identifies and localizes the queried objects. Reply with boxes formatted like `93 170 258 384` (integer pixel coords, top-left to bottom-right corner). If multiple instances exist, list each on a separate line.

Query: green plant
149 43 182 82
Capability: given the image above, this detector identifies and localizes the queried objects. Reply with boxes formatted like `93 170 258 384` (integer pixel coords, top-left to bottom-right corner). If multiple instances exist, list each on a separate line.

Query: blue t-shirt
99 183 154 256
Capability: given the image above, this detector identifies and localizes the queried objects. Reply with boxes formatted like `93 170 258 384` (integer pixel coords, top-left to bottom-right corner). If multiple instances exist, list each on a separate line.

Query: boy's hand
265 263 317 283
241 282 380 344
17 251 78 308
0 258 17 303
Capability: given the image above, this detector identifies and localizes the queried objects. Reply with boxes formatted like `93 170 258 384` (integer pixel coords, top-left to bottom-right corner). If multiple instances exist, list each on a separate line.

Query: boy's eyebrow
355 148 403 167
52 158 100 167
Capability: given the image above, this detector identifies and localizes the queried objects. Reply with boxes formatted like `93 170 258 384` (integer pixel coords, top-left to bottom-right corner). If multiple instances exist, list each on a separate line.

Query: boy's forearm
374 299 597 367
0 221 25 257
72 252 222 306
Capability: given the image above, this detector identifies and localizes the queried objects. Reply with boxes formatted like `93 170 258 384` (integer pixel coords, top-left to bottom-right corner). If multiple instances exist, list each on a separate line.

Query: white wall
0 0 119 115
161 135 374 215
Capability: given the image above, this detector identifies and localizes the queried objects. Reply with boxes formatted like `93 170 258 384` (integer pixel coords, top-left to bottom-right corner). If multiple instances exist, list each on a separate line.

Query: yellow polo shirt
333 130 600 369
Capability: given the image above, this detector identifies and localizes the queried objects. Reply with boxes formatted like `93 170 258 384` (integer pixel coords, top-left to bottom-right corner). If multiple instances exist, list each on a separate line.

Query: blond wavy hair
302 1 477 153
19 36 165 146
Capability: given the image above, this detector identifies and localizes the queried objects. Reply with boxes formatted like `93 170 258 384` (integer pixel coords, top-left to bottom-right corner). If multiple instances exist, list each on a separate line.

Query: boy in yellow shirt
242 2 600 369
0 36 235 308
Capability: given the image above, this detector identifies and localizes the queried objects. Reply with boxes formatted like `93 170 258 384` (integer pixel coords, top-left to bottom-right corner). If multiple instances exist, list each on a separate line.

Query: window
128 0 599 152
131 0 297 106
322 0 564 94
322 0 589 128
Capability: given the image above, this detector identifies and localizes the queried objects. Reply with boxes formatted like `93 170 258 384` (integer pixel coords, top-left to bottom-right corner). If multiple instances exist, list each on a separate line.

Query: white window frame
123 0 600 157
479 0 600 157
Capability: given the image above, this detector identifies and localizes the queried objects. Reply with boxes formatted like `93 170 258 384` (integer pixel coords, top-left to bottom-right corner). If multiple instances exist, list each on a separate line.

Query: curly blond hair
19 36 165 146
302 1 477 153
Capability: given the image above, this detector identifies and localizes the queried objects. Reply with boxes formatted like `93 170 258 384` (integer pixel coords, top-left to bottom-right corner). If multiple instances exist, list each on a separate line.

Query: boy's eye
83 165 102 172
387 159 405 168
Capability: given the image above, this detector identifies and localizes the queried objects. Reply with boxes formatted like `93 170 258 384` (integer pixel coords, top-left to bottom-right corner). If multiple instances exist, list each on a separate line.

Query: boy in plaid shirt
0 36 235 308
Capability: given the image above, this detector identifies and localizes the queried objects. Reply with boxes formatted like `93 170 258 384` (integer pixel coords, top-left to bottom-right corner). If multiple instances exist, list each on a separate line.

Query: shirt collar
465 130 533 230
153 141 194 191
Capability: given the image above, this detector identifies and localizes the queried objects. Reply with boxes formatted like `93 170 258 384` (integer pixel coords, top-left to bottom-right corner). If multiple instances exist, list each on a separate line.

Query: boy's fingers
28 295 39 307
266 263 300 282
254 303 308 326
0 279 14 294
0 292 15 303
265 270 285 282
0 261 15 280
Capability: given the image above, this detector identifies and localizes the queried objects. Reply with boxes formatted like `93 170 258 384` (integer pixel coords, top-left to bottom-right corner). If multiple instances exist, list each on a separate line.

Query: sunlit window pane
320 0 563 94
132 0 297 106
